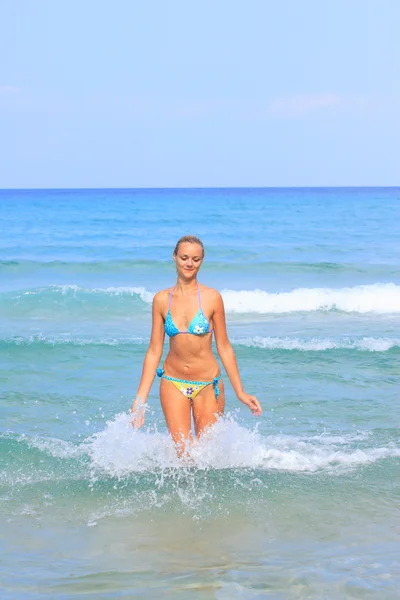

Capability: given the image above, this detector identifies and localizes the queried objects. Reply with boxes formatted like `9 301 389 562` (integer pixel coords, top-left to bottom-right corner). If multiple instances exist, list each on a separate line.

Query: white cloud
267 93 343 118
0 85 20 94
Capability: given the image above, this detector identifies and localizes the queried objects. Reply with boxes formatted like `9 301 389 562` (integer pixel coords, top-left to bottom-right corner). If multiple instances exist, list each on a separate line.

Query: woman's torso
162 284 219 380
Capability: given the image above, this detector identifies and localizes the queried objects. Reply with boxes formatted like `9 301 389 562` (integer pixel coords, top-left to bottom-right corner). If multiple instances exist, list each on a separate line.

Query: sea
1 187 399 599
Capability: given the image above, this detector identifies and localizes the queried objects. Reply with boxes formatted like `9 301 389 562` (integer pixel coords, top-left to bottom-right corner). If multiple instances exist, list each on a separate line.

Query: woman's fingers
131 398 146 428
239 393 262 416
131 413 144 429
248 395 262 416
131 412 144 429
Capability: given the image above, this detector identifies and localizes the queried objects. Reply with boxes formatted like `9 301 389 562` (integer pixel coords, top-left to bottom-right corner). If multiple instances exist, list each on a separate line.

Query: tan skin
131 242 262 455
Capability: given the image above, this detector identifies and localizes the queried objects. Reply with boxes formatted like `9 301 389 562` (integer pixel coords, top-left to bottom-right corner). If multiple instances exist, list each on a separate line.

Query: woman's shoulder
199 284 222 302
152 288 173 307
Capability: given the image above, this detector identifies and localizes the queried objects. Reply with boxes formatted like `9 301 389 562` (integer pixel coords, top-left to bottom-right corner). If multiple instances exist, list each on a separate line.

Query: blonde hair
173 235 205 257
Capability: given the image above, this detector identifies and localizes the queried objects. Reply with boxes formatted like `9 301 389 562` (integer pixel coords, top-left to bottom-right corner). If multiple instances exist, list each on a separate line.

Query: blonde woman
131 235 261 454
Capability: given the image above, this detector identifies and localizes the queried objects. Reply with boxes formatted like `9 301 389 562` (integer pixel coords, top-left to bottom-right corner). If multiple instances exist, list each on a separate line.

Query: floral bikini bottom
156 368 221 402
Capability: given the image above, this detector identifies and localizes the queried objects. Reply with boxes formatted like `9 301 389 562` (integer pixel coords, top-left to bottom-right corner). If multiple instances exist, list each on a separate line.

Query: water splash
84 413 400 476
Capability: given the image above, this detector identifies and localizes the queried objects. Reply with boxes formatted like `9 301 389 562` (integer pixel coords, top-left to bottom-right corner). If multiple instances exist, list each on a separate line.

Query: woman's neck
175 277 198 294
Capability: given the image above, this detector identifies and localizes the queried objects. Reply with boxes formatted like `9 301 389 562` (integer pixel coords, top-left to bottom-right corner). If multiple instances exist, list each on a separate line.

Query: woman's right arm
131 292 165 427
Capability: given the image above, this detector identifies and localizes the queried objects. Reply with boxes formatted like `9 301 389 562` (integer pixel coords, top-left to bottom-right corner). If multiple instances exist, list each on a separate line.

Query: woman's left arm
212 291 262 416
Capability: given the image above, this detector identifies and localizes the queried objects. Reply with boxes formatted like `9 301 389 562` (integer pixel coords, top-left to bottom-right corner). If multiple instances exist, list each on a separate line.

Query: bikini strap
168 287 175 310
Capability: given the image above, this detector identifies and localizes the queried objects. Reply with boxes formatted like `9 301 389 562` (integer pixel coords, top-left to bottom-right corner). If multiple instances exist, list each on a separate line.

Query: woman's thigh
192 378 225 437
160 378 192 448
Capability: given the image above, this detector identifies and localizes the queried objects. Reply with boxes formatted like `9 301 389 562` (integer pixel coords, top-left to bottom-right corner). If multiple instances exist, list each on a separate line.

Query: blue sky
1 0 399 188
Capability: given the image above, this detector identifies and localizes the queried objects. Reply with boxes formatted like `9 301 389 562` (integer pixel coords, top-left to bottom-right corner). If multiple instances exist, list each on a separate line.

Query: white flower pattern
193 325 204 334
179 384 200 401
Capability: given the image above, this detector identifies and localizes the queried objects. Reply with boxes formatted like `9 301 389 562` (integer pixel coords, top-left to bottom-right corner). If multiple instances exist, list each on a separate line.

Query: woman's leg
160 378 192 456
192 378 225 438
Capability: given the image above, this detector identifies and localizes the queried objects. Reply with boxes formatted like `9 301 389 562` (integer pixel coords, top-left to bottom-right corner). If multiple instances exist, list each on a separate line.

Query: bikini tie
156 368 164 377
213 376 220 399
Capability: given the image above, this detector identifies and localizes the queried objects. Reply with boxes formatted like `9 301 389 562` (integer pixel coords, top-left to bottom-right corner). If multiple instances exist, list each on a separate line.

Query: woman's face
173 242 204 279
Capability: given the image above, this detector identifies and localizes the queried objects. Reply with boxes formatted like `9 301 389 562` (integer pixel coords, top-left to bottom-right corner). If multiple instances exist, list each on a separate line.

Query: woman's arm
131 291 165 427
213 291 262 416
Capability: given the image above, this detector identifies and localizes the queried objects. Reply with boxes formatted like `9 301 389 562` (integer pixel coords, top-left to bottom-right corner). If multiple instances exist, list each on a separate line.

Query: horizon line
1 185 399 192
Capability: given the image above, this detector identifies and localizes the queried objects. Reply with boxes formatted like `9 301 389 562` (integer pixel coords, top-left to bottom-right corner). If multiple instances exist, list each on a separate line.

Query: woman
131 235 262 454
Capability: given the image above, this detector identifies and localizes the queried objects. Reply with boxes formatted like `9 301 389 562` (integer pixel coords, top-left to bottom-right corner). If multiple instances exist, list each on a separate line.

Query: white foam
25 435 84 459
221 283 400 314
22 284 154 303
82 413 400 475
235 336 400 352
8 334 146 346
59 284 155 303
98 286 154 303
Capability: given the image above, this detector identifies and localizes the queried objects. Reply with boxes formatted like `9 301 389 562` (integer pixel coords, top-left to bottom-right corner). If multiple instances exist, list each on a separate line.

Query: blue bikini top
164 284 213 337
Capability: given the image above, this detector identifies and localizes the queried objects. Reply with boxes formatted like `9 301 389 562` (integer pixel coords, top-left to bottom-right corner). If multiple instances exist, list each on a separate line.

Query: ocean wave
2 282 400 316
222 283 400 314
0 285 153 318
0 258 173 275
0 334 147 347
234 336 400 352
2 334 399 353
22 284 154 303
2 258 399 276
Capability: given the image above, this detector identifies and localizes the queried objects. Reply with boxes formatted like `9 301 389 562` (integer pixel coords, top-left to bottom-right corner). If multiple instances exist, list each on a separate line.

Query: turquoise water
1 188 400 598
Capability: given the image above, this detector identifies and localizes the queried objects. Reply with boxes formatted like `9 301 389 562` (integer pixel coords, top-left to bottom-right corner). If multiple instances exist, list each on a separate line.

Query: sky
1 0 400 188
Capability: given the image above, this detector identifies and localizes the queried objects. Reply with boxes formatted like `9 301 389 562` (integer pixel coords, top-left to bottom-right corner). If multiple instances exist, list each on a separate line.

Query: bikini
156 284 221 402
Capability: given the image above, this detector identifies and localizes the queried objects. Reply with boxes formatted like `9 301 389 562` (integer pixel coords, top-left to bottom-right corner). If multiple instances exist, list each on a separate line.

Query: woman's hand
238 392 262 416
130 396 146 429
